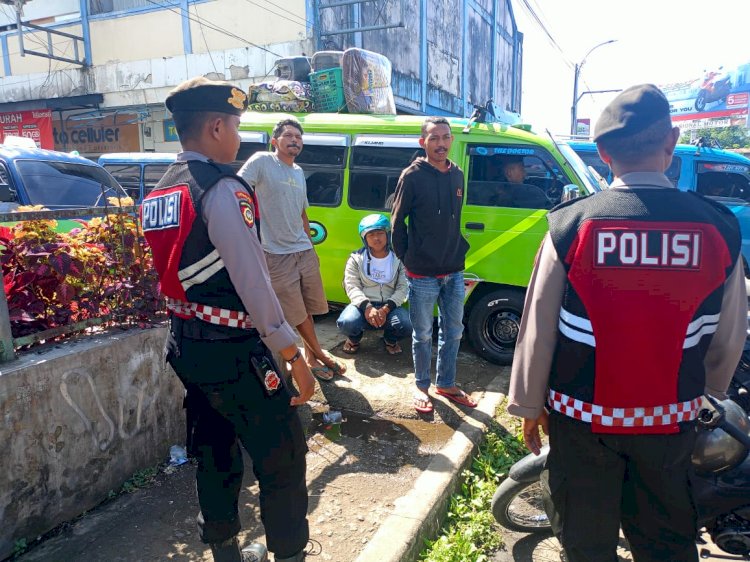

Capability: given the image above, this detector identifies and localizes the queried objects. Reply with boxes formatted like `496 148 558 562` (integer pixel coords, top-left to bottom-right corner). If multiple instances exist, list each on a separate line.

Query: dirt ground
15 315 504 562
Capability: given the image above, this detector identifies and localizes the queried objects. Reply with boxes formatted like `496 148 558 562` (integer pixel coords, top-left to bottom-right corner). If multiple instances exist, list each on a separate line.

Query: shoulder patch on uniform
235 191 255 228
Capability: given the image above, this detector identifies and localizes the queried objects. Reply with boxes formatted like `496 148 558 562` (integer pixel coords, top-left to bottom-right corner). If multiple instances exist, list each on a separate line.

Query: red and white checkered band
166 298 253 329
548 389 701 428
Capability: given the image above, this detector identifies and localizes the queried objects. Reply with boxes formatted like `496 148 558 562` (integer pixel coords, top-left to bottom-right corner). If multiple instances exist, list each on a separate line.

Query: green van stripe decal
464 211 547 270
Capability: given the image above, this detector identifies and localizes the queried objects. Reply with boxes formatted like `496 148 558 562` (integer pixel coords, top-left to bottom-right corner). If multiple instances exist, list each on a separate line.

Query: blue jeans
408 272 464 391
336 303 412 344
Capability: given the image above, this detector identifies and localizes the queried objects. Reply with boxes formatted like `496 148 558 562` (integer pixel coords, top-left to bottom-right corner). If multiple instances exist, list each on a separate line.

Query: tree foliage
679 126 750 149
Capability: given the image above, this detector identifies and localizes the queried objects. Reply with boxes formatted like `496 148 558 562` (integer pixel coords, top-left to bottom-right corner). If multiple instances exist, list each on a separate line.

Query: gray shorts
265 249 329 326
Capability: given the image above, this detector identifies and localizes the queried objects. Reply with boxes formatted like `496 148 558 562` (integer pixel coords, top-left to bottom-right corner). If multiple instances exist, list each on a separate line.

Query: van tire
467 289 524 365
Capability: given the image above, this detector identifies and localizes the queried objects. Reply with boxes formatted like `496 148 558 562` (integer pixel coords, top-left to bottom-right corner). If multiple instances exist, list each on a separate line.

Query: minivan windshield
557 143 601 194
16 160 128 208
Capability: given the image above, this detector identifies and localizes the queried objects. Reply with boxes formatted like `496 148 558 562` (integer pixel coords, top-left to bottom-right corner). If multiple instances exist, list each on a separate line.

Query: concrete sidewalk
14 313 511 562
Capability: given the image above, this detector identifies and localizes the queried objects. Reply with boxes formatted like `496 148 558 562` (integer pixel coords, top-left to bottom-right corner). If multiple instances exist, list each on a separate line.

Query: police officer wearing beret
508 84 748 561
141 76 316 562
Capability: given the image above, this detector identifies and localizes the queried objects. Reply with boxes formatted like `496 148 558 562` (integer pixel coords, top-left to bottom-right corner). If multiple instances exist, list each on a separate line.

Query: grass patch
419 412 527 562
120 466 159 494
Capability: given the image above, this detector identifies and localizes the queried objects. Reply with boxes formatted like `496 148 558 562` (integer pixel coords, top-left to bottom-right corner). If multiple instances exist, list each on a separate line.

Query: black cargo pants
166 325 309 559
543 411 698 562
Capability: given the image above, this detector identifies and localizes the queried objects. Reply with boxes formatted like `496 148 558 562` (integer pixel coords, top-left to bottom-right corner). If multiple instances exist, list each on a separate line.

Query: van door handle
465 222 484 231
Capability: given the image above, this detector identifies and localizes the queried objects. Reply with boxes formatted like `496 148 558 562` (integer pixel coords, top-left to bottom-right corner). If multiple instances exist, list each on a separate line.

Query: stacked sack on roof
247 48 396 115
247 56 313 112
247 80 312 113
342 48 396 115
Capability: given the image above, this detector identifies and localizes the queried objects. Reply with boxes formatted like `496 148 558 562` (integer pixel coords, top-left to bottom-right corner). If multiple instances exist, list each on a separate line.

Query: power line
192 4 218 74
241 0 311 28
143 0 284 58
514 0 572 69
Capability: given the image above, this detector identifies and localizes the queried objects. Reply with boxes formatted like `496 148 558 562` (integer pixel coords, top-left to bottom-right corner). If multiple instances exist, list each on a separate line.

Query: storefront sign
0 110 54 148
53 115 141 155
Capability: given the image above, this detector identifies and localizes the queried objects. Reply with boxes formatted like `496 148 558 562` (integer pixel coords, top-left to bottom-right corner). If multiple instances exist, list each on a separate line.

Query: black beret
165 76 248 115
593 84 671 142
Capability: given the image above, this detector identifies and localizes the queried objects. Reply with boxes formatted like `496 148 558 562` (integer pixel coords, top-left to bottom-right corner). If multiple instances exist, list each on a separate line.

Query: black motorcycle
491 394 750 559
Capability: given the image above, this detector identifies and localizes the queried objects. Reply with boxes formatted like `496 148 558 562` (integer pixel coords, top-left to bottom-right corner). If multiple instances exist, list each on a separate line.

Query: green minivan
239 112 600 364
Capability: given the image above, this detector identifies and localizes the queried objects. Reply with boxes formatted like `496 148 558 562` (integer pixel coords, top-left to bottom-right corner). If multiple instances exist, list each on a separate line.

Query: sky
512 0 750 136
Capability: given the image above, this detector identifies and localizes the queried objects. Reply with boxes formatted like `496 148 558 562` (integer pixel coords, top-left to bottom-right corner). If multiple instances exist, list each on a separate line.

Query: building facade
0 0 523 158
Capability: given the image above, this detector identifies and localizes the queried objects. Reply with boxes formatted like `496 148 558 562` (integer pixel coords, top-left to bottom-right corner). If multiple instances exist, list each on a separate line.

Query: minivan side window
575 150 682 187
349 136 425 211
143 164 170 196
295 134 348 207
696 162 750 201
0 162 18 203
104 163 142 200
466 146 566 209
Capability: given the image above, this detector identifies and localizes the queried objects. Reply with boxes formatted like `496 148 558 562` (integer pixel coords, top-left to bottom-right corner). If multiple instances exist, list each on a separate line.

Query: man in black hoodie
391 116 476 413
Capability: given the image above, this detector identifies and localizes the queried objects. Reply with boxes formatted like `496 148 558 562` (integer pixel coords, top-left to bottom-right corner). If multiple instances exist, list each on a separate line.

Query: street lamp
570 39 617 136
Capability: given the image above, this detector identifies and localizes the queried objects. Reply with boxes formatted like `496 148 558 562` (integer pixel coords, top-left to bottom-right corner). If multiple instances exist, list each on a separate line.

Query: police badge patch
235 191 255 228
264 370 281 392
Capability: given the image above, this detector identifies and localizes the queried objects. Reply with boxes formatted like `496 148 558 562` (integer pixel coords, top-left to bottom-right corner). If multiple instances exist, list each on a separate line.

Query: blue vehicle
98 152 176 203
99 133 268 202
0 143 128 212
570 140 750 274
569 140 750 199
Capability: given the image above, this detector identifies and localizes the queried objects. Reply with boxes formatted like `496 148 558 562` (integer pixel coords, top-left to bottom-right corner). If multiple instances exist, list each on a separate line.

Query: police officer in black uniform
508 84 748 561
141 76 316 562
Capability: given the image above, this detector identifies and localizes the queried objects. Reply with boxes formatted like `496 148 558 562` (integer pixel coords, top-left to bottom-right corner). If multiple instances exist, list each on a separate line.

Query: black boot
274 551 305 562
210 537 269 562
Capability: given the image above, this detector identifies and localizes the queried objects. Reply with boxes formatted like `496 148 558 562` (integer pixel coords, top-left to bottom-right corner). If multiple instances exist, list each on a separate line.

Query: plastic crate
309 68 346 113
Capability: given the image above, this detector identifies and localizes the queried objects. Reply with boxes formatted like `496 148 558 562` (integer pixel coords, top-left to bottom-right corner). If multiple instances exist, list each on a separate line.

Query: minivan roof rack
462 100 522 133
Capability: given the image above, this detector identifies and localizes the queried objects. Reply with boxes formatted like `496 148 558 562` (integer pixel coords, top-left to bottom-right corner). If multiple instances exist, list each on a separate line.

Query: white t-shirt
367 253 393 284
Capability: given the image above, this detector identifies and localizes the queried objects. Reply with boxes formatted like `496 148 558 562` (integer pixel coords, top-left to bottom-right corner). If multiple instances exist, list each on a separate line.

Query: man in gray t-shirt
241 150 310 254
239 119 347 382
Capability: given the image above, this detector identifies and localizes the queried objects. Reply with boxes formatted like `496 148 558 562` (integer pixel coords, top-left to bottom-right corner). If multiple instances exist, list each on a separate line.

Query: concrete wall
90 11 184 65
0 327 185 560
188 0 309 52
316 0 522 116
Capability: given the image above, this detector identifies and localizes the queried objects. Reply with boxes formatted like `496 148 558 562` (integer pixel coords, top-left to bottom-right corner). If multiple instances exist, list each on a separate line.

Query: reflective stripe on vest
548 389 701 428
166 297 253 329
177 249 225 292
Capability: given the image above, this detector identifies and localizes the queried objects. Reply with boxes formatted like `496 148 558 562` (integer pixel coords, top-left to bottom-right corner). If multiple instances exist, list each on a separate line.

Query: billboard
0 110 54 149
661 62 750 130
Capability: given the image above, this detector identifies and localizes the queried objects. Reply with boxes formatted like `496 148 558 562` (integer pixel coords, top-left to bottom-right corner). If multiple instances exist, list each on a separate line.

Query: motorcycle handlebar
703 394 750 449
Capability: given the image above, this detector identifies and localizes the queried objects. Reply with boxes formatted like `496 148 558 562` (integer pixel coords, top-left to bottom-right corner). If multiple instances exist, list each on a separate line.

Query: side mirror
0 184 18 203
561 184 580 203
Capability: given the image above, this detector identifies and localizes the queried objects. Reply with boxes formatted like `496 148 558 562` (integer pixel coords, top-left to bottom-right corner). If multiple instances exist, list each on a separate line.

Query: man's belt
166 297 253 329
548 389 701 428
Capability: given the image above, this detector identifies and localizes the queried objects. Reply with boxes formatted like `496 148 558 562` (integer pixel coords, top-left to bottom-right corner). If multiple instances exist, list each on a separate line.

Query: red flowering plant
0 199 163 341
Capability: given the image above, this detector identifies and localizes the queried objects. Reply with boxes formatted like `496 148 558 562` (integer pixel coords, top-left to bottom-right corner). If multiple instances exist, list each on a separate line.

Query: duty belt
166 297 254 329
548 389 701 428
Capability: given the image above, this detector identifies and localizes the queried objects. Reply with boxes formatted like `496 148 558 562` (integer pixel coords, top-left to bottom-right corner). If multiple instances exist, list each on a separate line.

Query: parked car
0 143 129 212
98 152 175 203
98 133 267 202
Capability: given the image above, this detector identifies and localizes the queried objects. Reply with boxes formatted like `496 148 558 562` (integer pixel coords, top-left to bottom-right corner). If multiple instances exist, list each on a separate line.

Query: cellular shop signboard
0 110 54 149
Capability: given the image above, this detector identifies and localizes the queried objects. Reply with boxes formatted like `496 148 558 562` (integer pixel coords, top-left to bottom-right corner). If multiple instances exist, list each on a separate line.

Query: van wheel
467 290 524 365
